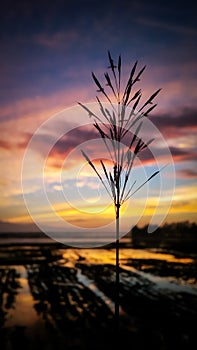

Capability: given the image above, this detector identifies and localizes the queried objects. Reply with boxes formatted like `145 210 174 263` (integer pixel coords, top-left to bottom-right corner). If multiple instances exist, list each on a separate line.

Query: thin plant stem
115 200 120 336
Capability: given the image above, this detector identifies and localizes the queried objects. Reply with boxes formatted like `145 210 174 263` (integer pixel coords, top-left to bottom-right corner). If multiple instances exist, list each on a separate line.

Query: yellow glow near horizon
56 203 120 228
4 184 197 229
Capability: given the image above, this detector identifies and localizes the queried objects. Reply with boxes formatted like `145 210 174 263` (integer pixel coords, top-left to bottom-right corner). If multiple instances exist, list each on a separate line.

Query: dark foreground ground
0 243 197 350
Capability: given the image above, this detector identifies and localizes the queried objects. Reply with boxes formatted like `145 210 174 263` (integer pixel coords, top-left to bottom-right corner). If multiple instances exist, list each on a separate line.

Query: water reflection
63 248 194 264
0 267 21 327
0 246 196 349
27 262 113 328
4 266 39 328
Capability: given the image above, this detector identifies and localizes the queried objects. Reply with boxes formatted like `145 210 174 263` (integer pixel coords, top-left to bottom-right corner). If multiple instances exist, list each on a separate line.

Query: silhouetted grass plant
79 51 161 335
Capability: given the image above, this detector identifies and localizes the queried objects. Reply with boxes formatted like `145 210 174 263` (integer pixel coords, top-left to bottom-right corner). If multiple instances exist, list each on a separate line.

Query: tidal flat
0 243 197 349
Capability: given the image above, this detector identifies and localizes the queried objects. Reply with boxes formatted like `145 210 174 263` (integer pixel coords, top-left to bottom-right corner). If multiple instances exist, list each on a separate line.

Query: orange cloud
0 140 11 150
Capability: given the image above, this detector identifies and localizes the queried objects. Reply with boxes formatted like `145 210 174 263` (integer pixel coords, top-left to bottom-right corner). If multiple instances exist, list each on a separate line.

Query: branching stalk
80 51 162 336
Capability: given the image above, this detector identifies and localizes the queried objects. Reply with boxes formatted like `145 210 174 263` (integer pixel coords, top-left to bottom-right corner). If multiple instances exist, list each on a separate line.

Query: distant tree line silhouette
131 221 197 253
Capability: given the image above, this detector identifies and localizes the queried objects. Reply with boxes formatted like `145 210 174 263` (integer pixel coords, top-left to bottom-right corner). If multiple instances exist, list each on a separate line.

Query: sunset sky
0 0 197 238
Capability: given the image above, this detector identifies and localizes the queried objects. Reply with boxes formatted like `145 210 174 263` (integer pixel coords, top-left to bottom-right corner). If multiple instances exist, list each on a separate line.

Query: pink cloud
34 30 79 48
0 131 33 151
177 169 197 179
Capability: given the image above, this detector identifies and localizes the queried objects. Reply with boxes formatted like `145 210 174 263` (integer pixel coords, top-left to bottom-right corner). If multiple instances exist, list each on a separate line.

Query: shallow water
3 266 38 327
62 247 194 264
0 245 197 349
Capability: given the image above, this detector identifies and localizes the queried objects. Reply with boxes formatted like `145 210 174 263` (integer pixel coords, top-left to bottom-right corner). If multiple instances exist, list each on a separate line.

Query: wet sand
0 244 197 349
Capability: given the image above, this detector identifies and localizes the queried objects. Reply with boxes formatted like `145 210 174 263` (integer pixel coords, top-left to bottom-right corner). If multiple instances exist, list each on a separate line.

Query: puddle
3 266 40 328
76 268 115 313
122 263 197 296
